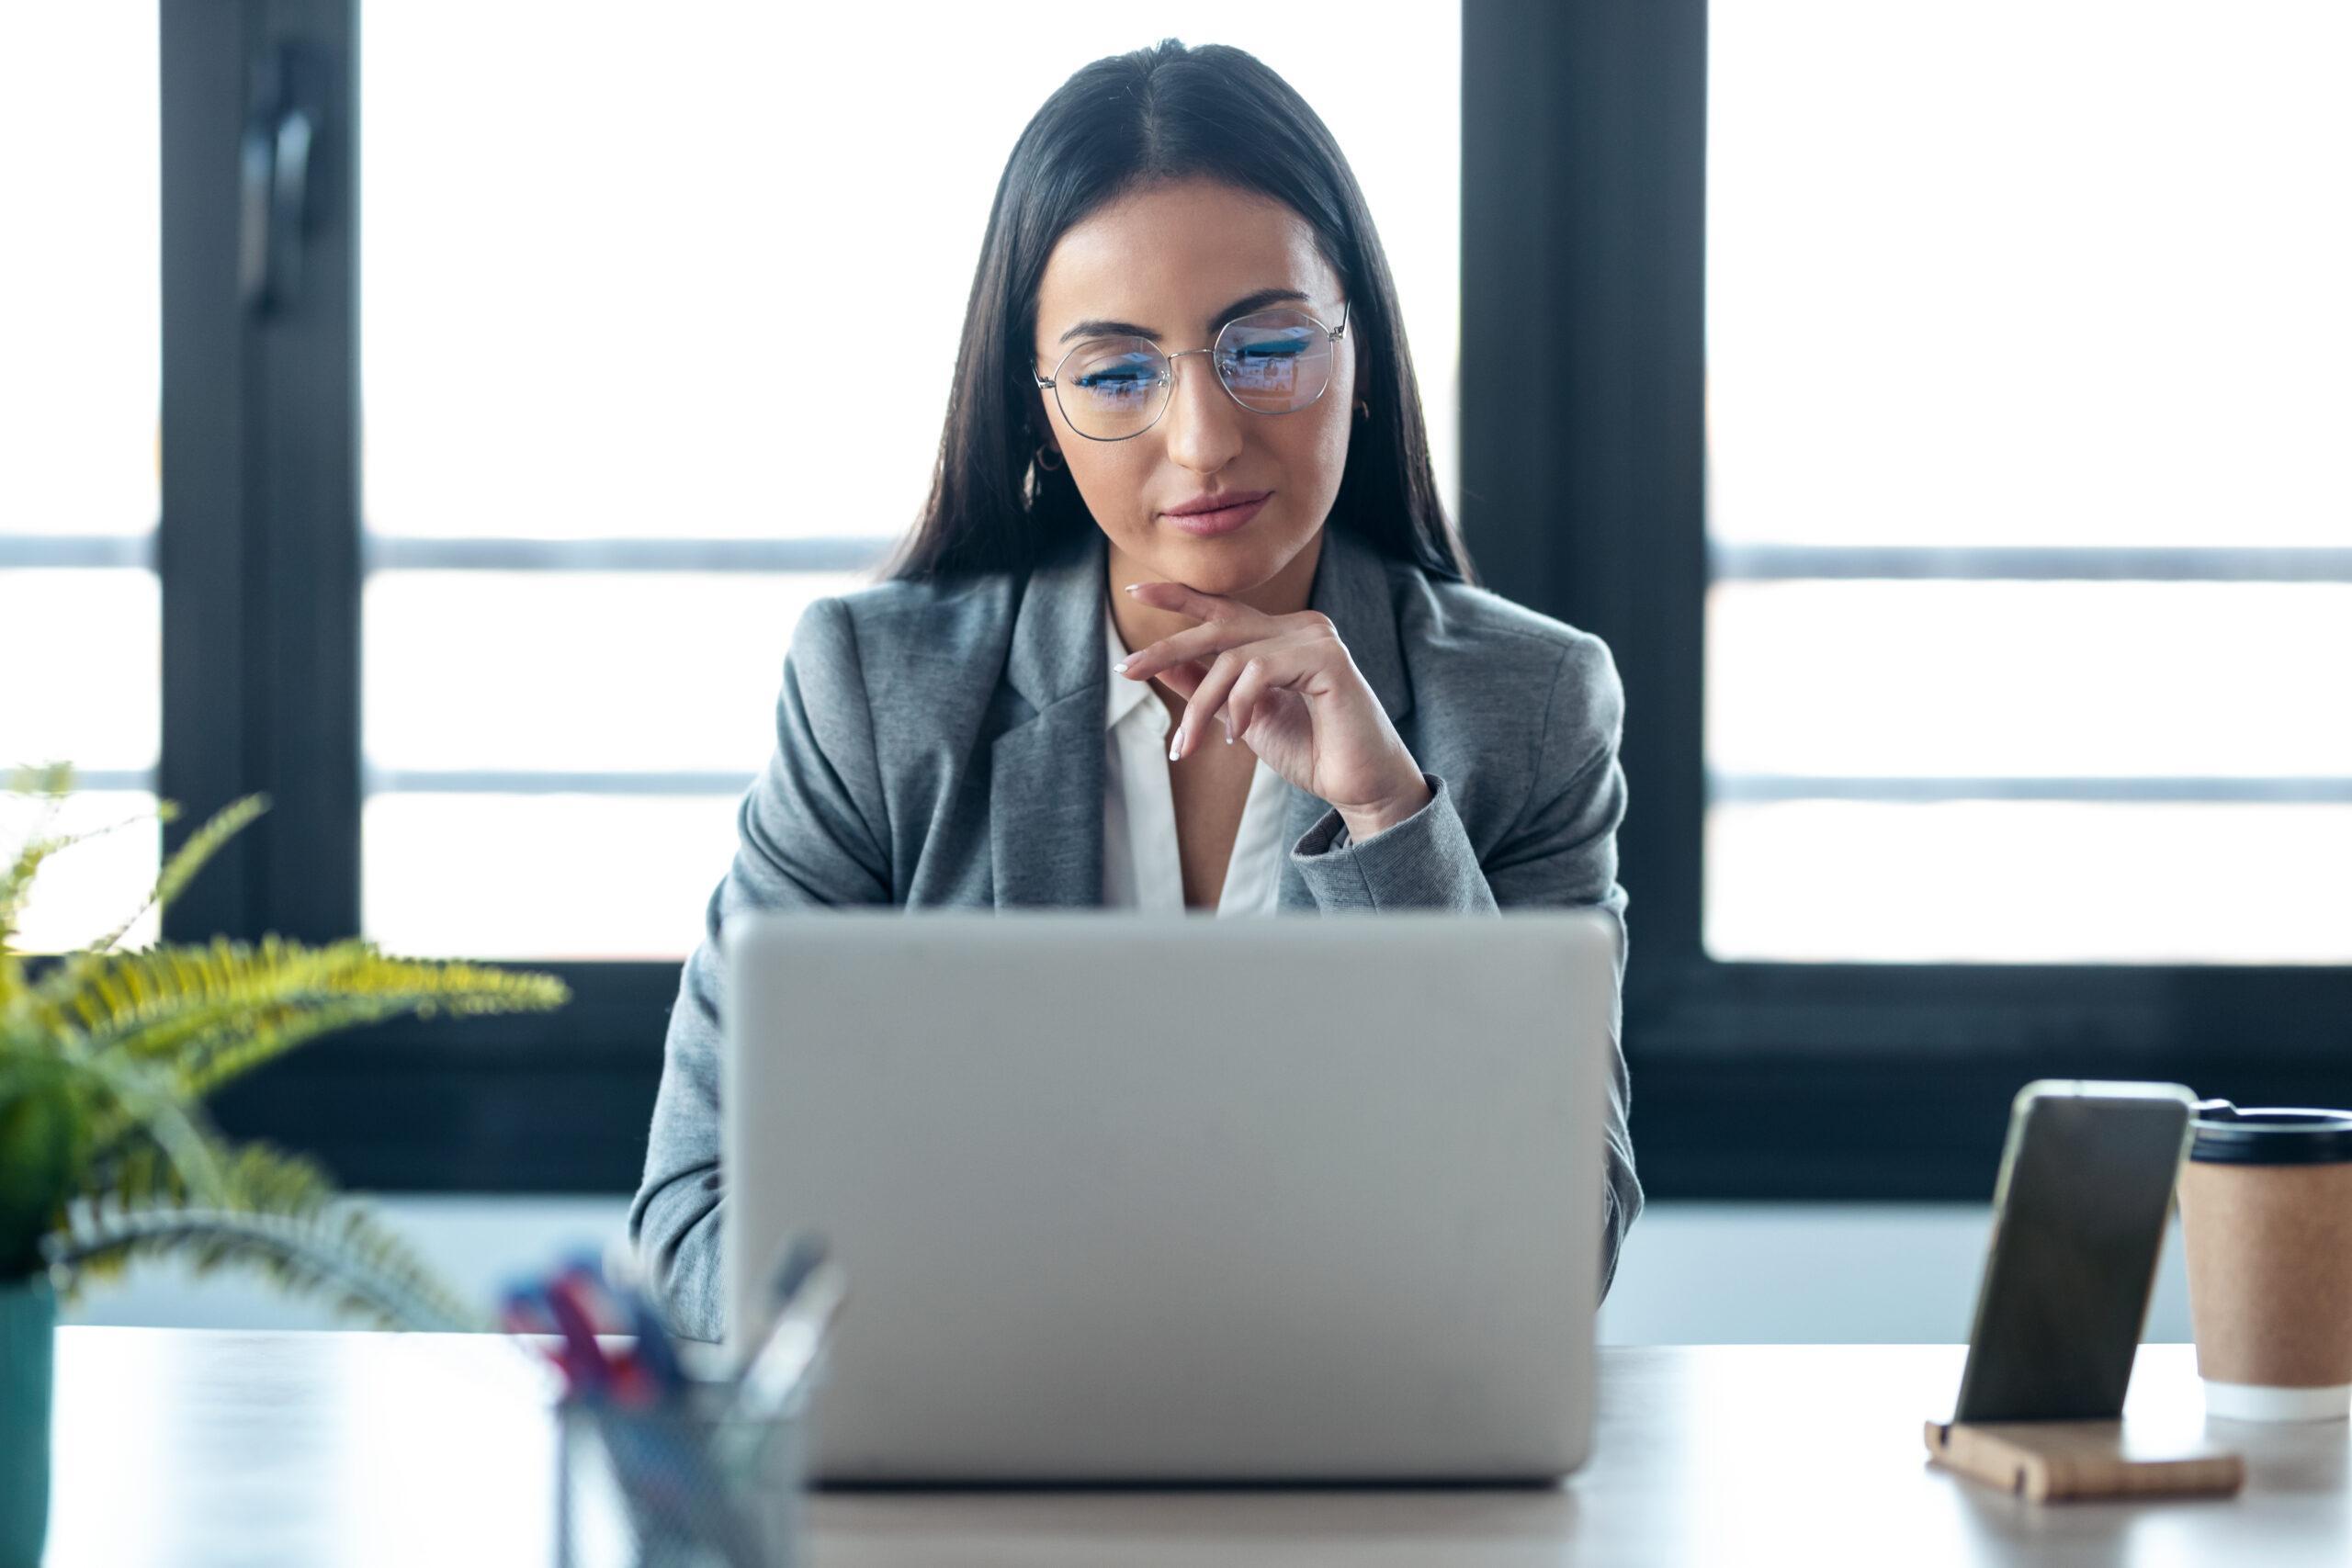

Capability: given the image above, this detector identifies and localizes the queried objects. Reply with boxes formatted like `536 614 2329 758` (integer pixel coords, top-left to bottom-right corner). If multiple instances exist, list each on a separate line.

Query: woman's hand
1114 581 1433 840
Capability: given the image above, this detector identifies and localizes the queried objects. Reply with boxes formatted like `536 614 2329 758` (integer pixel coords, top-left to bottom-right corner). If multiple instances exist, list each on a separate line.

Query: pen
503 1282 597 1393
540 1274 614 1397
562 1248 684 1400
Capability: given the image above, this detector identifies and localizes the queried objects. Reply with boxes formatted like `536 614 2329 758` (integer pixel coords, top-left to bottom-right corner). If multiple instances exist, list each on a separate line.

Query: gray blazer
629 523 1643 1341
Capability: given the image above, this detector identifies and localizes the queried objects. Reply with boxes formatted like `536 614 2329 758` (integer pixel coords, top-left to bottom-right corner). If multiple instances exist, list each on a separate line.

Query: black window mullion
161 0 359 947
1460 0 1710 1011
159 0 262 942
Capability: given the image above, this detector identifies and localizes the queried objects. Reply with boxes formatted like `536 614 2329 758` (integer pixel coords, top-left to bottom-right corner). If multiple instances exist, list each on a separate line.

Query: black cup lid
2190 1100 2352 1165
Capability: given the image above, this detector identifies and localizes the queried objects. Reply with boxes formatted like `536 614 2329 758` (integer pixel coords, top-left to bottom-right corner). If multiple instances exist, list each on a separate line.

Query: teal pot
0 1277 52 1568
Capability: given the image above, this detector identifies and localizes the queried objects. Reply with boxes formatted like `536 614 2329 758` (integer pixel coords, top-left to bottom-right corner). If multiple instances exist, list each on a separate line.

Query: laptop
720 908 1618 1483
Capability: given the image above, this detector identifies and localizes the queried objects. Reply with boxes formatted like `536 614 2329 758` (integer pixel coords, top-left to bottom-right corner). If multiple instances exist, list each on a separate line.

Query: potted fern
0 761 571 1564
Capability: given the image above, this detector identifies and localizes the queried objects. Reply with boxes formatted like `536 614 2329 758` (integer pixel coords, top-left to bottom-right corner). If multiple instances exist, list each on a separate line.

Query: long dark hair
882 38 1474 586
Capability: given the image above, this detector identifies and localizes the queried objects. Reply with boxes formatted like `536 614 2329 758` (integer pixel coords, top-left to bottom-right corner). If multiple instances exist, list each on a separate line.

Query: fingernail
1123 583 1141 595
1169 728 1184 761
1113 660 1128 674
1221 714 1232 743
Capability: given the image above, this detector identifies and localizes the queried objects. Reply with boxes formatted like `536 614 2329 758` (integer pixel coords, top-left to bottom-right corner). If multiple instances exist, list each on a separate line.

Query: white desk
43 1329 2350 1564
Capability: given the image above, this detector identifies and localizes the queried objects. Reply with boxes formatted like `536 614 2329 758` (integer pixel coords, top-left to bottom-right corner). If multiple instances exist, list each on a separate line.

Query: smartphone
1951 1079 2199 1423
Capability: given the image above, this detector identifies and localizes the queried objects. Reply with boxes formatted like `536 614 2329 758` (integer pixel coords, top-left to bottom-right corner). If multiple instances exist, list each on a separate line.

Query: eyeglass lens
1055 307 1335 439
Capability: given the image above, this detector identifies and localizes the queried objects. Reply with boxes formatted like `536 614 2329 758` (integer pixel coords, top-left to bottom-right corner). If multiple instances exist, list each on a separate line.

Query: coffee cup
2177 1100 2352 1421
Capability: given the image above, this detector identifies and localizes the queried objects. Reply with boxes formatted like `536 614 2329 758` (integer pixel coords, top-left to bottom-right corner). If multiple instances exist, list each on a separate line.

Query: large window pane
1707 802 2352 966
1709 3 2350 548
0 10 160 538
0 570 161 776
1706 3 2348 964
363 795 747 961
1708 581 2352 780
0 8 161 953
363 572 842 775
360 4 1460 959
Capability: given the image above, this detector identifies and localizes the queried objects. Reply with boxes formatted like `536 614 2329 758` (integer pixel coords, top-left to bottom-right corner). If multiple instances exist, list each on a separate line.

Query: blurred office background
4 1 2346 1341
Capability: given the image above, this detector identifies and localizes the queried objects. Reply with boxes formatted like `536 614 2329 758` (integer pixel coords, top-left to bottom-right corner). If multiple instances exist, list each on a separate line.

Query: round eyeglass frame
1032 299 1351 442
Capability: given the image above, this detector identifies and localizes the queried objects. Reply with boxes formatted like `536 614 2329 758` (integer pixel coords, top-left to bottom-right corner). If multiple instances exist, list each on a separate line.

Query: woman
631 39 1641 1341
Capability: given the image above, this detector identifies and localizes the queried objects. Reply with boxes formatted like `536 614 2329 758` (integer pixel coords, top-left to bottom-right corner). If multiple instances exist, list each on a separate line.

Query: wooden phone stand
1924 1419 2245 1502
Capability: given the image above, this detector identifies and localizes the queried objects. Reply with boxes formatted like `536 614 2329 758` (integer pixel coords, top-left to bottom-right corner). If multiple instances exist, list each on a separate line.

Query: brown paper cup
2178 1103 2352 1423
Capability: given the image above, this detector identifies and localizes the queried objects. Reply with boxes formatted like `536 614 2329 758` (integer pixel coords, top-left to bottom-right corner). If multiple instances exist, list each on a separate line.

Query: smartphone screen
1951 1080 2197 1423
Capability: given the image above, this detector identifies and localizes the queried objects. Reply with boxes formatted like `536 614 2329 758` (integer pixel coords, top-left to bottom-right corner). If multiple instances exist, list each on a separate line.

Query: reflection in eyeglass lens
1059 309 1332 435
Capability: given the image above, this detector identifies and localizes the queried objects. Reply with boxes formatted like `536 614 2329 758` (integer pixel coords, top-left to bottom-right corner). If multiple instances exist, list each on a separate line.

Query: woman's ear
1024 407 1061 462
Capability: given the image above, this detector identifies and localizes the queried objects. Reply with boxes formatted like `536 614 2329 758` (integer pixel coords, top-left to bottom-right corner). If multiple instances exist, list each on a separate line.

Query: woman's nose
1159 352 1246 473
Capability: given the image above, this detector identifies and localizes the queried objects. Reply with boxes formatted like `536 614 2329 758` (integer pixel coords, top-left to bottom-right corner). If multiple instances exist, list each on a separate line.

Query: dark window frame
149 0 2350 1197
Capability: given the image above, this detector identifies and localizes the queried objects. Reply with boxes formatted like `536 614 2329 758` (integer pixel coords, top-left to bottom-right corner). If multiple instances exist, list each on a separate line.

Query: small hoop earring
1353 400 1371 420
1035 443 1065 471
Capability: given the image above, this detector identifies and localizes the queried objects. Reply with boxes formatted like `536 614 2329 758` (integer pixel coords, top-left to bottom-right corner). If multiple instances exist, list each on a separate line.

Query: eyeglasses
1033 299 1351 442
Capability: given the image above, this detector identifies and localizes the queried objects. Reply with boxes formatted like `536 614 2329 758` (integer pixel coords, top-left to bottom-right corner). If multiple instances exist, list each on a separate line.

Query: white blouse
1102 594 1289 914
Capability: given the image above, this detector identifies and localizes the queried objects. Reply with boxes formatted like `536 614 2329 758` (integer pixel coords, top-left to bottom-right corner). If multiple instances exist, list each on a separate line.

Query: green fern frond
0 952 25 1019
0 1043 231 1277
2 761 74 954
59 1048 230 1206
6 760 572 1328
4 761 77 800
1 761 184 957
74 791 266 964
33 935 569 1097
44 1170 490 1333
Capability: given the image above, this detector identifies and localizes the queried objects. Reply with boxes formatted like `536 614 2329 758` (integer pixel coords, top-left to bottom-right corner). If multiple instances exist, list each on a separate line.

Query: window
0 7 163 953
1705 1 2352 965
90 3 2337 1202
1463 2 2351 1201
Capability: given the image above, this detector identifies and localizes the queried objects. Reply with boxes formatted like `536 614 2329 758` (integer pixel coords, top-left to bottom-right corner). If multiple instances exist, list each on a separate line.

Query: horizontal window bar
362 535 891 573
365 767 757 796
1710 544 2352 583
0 535 155 569
1712 773 2352 805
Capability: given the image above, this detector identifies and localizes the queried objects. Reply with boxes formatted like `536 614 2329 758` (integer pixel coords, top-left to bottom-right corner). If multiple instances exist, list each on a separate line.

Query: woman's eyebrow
1056 287 1311 345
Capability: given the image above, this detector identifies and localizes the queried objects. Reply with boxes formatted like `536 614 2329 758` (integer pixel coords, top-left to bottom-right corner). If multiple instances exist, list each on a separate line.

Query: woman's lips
1160 493 1272 536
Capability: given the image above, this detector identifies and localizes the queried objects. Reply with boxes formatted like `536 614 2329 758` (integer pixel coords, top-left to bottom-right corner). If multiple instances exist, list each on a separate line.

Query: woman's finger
1224 654 1274 744
1171 649 1252 761
1117 617 1277 684
1154 659 1209 699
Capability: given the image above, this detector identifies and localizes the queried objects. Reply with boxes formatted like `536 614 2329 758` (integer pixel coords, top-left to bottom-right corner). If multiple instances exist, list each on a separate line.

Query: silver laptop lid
722 908 1616 1483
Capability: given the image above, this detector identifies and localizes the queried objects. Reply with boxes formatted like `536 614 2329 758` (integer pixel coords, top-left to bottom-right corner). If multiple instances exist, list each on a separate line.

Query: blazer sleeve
628 597 891 1342
1287 634 1645 1302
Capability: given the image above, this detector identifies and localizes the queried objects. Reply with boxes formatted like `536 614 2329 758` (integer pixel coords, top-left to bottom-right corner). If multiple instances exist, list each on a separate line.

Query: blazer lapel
990 531 1108 907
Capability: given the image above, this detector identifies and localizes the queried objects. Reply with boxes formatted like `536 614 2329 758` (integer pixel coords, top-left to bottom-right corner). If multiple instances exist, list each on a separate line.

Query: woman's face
1031 177 1361 599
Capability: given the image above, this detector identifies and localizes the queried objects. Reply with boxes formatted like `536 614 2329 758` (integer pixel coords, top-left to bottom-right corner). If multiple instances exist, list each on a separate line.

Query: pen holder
553 1378 813 1568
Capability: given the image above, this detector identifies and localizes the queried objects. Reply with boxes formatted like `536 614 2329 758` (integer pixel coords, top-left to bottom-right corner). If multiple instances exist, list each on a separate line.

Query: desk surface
44 1328 2350 1565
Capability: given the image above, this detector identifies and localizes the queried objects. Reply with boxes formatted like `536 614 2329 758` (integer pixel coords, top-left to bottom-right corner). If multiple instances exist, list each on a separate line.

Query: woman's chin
1142 528 1291 594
